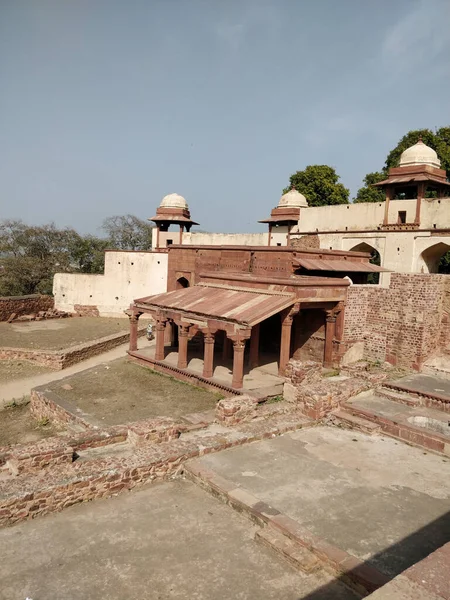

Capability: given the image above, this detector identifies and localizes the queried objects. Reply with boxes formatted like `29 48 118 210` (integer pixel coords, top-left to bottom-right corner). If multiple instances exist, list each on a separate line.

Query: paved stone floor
0 479 358 600
194 426 450 579
389 372 450 398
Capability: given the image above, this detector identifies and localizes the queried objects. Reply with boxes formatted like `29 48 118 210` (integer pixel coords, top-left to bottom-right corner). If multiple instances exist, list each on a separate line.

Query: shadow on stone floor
300 510 450 599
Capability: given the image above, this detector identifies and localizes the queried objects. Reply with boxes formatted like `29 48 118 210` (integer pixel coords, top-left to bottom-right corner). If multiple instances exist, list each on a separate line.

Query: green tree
284 165 349 207
101 214 153 251
354 172 386 204
0 220 107 296
354 126 450 202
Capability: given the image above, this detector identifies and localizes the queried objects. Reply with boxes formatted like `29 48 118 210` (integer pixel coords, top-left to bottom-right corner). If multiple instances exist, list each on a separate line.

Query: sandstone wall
343 274 450 369
0 295 54 321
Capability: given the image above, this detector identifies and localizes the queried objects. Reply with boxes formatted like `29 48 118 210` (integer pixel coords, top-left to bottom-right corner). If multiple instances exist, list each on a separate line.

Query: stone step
255 527 320 574
376 387 422 407
332 410 381 435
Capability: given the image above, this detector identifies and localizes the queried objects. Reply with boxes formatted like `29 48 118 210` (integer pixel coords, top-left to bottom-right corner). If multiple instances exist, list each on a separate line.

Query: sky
1 0 449 235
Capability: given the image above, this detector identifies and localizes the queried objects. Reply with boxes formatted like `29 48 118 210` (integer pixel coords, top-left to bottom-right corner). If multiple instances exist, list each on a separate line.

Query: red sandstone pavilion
127 245 387 391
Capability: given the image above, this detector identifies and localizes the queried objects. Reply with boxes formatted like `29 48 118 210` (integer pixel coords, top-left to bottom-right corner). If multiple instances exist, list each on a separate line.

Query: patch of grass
36 417 50 428
323 369 340 378
266 395 284 404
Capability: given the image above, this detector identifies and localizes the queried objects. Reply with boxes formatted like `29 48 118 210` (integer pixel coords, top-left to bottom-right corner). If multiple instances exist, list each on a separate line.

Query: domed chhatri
150 192 198 249
278 188 308 208
399 139 441 169
159 193 188 209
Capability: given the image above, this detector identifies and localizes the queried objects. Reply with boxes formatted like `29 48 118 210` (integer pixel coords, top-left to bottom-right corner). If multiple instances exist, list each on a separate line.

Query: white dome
399 140 441 168
159 193 188 209
278 189 308 208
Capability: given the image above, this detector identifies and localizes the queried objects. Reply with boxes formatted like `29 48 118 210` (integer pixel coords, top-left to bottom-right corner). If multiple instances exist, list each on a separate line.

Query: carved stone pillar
249 323 260 370
279 304 299 376
324 311 337 368
202 331 215 378
177 324 190 369
231 339 246 389
155 319 166 361
128 312 141 352
334 302 345 342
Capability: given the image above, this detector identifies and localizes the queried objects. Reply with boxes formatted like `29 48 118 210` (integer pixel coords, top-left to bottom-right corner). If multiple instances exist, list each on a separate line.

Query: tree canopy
101 214 153 251
284 165 349 207
0 214 153 296
354 126 450 203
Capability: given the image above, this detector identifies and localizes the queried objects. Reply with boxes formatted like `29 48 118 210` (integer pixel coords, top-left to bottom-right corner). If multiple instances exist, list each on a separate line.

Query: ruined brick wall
0 295 54 321
289 235 320 250
343 274 449 369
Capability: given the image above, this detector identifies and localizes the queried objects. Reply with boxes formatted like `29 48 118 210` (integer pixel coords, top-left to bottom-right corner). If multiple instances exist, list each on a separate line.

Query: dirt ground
0 317 135 350
45 357 223 425
0 360 51 385
0 401 60 447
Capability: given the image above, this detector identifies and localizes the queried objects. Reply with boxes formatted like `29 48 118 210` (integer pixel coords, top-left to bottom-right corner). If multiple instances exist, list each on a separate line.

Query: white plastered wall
53 251 168 317
184 232 267 246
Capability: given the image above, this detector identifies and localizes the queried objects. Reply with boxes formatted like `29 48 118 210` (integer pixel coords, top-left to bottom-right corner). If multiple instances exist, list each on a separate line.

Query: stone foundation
0 294 54 321
0 327 146 370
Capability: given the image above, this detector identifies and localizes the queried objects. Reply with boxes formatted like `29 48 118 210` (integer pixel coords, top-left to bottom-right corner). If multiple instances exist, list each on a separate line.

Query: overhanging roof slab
134 283 296 327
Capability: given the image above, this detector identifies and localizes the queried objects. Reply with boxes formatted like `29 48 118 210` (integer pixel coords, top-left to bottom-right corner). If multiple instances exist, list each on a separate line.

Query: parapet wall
53 250 168 317
0 295 54 321
343 273 450 369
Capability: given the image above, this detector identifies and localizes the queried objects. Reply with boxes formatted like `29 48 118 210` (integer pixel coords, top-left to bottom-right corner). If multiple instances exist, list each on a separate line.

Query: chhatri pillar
177 324 190 369
231 339 246 389
128 311 141 352
154 319 167 361
202 330 216 378
279 304 300 376
324 310 337 368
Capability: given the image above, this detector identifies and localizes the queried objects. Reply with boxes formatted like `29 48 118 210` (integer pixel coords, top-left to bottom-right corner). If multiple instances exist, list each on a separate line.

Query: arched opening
176 276 190 289
349 242 381 284
420 243 450 274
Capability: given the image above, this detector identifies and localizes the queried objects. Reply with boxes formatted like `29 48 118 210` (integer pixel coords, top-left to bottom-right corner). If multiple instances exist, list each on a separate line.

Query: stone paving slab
389 373 450 399
0 479 358 600
191 426 450 579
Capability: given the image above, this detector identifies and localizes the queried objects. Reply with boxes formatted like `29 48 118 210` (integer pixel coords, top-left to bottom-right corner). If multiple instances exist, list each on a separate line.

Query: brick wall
0 295 54 321
343 274 449 370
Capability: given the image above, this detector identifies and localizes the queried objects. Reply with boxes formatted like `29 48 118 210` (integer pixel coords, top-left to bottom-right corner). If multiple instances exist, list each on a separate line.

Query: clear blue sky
1 0 449 234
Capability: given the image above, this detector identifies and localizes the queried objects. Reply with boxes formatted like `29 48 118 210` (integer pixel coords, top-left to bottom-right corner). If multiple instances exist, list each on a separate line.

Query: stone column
324 311 337 368
202 331 215 378
249 323 260 370
155 320 166 361
415 182 425 225
334 303 345 342
383 188 392 226
177 324 190 369
231 339 246 389
128 312 141 352
279 312 293 376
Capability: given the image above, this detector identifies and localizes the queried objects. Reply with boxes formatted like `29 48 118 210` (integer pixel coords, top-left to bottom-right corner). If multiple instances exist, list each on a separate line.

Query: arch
349 242 381 284
176 276 190 289
419 242 450 274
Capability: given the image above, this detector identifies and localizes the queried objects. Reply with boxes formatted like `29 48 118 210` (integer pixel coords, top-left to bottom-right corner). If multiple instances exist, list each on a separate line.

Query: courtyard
190 426 450 580
0 317 134 351
42 357 223 425
0 479 357 600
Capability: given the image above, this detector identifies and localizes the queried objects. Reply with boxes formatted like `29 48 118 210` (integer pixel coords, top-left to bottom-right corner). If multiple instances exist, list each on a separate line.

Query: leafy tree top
284 165 349 207
354 126 450 203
